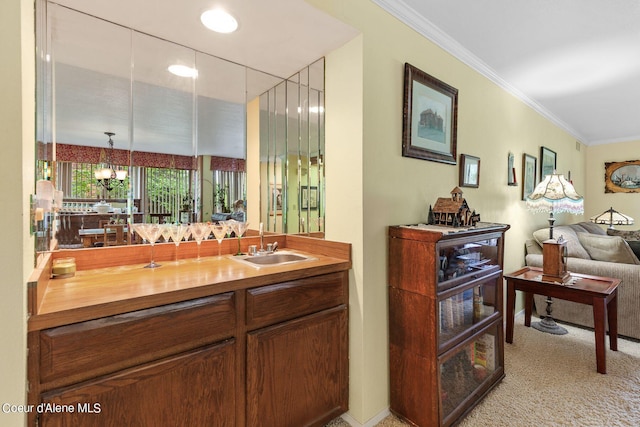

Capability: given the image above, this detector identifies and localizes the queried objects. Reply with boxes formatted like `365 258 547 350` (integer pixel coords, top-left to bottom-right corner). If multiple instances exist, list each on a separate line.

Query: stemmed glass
189 222 211 261
229 220 250 255
168 224 189 261
132 223 163 268
210 223 229 257
161 224 172 243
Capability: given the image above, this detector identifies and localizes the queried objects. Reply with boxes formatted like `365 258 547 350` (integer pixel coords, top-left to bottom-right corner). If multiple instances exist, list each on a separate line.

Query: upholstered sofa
524 222 640 340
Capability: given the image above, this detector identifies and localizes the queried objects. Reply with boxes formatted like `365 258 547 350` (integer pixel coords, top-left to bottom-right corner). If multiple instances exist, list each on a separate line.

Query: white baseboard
341 408 391 427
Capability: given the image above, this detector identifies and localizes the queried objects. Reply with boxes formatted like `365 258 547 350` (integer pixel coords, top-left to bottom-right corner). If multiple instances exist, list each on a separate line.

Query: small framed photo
302 186 318 210
459 154 480 188
522 153 537 200
540 146 557 179
402 63 458 165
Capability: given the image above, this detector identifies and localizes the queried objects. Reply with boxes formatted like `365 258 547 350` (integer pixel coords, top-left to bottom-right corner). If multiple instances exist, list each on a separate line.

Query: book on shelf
440 291 474 332
473 333 495 371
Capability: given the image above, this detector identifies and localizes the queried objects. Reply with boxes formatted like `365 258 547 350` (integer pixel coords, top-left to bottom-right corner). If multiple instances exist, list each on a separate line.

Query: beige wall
313 0 587 424
585 139 640 230
1 0 33 425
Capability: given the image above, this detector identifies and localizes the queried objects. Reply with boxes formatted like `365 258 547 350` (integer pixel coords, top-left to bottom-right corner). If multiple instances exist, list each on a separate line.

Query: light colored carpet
326 318 640 427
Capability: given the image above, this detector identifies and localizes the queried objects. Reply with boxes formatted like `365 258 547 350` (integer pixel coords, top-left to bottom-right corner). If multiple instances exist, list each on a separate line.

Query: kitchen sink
232 251 314 267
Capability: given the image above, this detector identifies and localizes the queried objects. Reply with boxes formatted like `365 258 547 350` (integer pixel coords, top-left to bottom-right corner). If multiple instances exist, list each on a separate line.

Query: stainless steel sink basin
232 251 314 267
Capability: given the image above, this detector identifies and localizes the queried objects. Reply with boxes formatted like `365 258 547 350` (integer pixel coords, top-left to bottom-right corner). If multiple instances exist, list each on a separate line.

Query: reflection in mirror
35 1 326 253
197 53 247 222
259 58 325 236
37 4 133 250
131 32 197 225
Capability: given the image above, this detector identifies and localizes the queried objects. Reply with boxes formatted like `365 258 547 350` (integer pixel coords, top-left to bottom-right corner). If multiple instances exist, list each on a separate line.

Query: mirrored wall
259 59 325 235
35 1 325 252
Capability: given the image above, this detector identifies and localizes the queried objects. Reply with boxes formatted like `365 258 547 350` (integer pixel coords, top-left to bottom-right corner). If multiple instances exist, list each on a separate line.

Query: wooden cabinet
388 223 509 427
246 271 349 427
247 307 348 427
29 271 348 427
39 341 236 427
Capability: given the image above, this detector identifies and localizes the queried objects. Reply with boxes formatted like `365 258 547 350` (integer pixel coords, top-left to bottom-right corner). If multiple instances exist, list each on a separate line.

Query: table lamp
590 207 634 229
526 172 584 335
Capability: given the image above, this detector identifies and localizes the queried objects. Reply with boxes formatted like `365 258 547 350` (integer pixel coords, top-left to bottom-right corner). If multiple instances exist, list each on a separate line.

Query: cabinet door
246 306 348 427
438 272 502 351
39 340 235 427
437 234 503 290
439 322 504 426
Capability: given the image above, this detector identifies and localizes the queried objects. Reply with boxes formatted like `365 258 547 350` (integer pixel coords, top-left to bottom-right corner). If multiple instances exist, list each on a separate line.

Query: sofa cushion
606 228 640 259
576 233 640 264
533 225 590 259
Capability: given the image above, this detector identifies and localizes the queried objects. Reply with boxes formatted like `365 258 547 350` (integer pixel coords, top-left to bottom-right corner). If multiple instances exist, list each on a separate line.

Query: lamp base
532 295 568 335
532 316 568 335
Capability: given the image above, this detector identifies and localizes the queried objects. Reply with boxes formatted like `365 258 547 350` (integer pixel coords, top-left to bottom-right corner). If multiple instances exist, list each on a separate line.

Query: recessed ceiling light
168 64 199 78
200 9 238 34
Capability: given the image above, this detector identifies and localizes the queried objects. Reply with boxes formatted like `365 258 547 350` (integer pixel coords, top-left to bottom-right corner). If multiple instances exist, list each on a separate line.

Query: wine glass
132 223 163 268
161 223 172 243
168 224 189 261
229 220 250 256
189 222 211 261
210 223 229 257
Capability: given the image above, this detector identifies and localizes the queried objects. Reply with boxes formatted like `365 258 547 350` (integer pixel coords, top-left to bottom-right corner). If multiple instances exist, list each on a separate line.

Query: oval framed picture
605 160 640 193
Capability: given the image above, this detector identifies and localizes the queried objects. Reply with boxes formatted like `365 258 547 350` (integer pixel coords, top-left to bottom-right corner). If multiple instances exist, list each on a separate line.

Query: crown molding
371 0 588 144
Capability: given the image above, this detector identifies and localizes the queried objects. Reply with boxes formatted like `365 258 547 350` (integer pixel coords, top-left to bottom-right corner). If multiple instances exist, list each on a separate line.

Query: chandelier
95 132 127 191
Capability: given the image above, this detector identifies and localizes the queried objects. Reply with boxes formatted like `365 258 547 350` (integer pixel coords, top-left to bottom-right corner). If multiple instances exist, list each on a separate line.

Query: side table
505 267 620 374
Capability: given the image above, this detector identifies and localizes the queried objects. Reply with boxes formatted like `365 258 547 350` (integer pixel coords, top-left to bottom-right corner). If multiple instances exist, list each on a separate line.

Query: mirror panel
35 3 326 253
132 33 195 156
52 5 132 152
197 53 247 220
259 58 325 235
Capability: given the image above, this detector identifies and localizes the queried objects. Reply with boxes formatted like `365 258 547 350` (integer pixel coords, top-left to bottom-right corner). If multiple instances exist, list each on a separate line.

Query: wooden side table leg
506 280 515 343
608 293 618 352
593 298 607 374
524 291 533 327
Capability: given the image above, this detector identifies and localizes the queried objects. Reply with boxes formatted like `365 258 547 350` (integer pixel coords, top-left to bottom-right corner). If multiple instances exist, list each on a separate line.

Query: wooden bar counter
27 234 351 427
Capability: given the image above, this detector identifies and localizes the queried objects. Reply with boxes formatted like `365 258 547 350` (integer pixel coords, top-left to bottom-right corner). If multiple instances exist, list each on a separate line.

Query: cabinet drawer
246 271 347 330
40 293 235 387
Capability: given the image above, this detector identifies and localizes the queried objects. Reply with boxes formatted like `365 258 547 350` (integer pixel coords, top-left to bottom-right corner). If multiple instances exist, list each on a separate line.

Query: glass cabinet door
437 236 501 286
439 322 502 425
438 274 500 347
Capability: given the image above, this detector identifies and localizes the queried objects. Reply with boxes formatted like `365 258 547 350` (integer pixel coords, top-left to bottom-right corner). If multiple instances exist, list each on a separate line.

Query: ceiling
377 0 640 145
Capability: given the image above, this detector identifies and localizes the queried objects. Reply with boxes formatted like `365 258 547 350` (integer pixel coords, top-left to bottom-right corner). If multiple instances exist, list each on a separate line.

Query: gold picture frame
605 160 640 193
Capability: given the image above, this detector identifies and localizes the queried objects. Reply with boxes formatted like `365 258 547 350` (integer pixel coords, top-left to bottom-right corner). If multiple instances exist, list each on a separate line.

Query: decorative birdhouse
428 187 480 227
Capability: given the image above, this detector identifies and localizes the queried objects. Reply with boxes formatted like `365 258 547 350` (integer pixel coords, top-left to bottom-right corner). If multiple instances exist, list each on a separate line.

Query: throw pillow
577 233 640 264
533 226 590 259
606 228 640 260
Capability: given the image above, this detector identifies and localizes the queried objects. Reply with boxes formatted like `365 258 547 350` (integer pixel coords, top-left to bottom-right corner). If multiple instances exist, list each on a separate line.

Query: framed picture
459 154 480 188
402 63 458 165
302 186 318 210
604 160 640 193
522 153 537 200
540 146 557 178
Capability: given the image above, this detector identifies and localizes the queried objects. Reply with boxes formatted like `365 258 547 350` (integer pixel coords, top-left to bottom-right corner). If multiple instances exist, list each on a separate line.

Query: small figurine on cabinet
428 187 481 227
